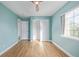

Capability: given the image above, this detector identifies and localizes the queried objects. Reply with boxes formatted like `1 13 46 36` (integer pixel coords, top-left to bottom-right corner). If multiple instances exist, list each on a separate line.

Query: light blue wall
0 3 19 53
52 1 79 57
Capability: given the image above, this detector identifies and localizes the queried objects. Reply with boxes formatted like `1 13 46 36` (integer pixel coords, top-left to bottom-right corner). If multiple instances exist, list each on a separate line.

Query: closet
31 19 49 41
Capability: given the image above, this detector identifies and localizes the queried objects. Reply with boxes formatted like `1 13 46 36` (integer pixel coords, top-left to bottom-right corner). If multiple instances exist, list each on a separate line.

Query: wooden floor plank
0 40 69 57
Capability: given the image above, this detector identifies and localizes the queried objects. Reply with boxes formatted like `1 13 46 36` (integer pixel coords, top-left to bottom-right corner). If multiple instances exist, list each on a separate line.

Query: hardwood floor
1 40 69 57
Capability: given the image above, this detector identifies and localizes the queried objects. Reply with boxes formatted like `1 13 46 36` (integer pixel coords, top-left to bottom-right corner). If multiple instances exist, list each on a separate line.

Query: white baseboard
52 41 73 57
0 41 18 56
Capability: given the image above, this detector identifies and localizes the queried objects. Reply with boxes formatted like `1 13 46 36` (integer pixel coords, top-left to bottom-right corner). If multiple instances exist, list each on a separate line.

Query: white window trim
61 6 79 41
61 34 79 41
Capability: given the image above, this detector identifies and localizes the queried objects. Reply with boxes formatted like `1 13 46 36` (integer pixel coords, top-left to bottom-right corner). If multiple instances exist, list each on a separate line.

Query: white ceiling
1 1 67 17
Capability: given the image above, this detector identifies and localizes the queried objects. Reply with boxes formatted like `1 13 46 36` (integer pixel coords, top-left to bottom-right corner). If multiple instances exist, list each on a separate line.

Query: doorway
18 20 29 40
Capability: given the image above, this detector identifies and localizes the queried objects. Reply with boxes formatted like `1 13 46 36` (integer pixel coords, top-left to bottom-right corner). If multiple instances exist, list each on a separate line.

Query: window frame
61 6 79 40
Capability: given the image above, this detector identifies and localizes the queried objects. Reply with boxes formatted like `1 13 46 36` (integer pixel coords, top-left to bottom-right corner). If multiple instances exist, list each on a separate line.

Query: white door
32 20 40 41
32 19 49 41
40 20 49 41
18 21 28 40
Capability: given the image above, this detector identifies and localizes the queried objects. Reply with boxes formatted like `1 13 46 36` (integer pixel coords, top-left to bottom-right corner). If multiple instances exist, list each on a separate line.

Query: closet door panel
18 21 28 40
32 20 40 40
40 20 49 41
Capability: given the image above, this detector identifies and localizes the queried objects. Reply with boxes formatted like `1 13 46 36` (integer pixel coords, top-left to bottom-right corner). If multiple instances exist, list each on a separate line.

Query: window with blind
62 7 79 39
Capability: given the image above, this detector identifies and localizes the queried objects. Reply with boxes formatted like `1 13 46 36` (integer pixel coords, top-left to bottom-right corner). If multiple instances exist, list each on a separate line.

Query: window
62 7 79 39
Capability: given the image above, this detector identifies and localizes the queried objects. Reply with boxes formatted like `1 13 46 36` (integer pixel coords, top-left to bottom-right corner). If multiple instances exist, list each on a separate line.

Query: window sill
61 35 79 41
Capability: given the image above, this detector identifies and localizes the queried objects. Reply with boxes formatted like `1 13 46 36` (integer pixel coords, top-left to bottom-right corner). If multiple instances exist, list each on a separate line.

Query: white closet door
32 19 49 41
32 20 40 40
40 20 49 41
20 21 28 40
